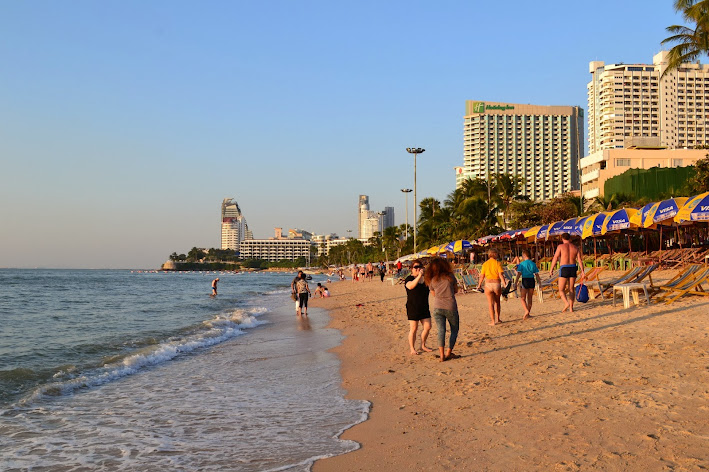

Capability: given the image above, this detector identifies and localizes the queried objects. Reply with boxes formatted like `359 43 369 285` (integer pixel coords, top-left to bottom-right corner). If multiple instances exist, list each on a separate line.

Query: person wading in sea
211 278 219 296
549 232 585 313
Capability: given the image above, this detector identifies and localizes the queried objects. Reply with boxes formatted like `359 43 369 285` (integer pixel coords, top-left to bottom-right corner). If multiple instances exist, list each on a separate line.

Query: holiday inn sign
471 102 515 113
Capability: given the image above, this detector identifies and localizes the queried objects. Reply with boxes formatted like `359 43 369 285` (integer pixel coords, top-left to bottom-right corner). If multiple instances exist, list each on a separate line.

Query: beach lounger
654 266 709 304
648 264 702 296
597 266 643 298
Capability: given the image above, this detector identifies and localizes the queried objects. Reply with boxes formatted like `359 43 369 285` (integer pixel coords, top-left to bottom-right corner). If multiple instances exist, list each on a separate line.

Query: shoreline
312 272 709 470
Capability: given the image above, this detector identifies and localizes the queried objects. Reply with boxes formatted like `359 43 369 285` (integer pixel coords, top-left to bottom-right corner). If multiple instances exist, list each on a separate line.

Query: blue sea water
0 269 368 471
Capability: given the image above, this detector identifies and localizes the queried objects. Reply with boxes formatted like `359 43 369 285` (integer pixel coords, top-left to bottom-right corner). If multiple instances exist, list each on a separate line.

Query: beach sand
311 271 709 471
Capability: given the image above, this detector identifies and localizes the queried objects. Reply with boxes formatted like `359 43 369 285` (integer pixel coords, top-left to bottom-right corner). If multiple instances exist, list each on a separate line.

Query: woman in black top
404 259 433 355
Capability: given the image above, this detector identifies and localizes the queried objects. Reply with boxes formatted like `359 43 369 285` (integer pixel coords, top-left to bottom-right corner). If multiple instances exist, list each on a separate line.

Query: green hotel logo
471 102 515 113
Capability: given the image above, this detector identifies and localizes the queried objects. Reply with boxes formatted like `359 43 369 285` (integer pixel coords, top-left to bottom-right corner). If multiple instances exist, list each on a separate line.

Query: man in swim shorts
211 278 219 296
549 233 585 313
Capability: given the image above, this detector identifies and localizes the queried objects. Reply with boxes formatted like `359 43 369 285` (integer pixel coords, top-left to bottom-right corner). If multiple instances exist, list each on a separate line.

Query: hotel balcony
581 169 600 184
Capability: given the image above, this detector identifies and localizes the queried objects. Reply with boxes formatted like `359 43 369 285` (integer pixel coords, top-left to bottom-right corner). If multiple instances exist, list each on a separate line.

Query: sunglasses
412 266 422 269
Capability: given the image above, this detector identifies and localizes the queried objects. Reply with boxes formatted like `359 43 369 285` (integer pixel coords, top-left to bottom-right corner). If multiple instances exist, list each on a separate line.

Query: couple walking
404 258 459 362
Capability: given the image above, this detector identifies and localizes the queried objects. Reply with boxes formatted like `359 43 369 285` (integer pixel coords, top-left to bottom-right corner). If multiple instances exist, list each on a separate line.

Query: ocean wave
13 306 269 408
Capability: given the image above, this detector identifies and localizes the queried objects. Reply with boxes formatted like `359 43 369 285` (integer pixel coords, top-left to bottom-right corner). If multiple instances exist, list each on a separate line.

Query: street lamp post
377 211 386 255
406 148 425 252
400 188 412 243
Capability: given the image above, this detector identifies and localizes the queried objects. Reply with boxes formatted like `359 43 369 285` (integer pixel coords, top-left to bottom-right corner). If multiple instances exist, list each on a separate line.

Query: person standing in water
295 272 311 317
211 277 219 296
549 233 585 313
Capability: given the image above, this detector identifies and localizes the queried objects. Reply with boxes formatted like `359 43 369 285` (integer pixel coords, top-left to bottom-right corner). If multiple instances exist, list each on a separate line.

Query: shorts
407 312 431 321
485 282 501 292
521 277 535 289
559 264 578 278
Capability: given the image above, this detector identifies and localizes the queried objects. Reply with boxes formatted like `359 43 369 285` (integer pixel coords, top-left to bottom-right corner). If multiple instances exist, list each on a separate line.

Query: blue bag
575 283 589 303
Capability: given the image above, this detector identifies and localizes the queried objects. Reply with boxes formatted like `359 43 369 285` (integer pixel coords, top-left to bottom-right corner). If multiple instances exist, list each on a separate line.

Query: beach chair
629 263 659 287
580 266 606 300
648 264 702 296
654 266 709 304
536 273 560 302
597 266 644 298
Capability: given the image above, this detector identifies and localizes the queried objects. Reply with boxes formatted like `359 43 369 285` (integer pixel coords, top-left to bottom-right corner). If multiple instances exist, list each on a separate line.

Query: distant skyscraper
358 195 369 239
221 198 250 251
383 206 395 230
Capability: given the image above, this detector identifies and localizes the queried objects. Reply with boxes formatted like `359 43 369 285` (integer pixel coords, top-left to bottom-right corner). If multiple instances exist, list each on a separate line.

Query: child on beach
424 257 460 362
514 249 542 320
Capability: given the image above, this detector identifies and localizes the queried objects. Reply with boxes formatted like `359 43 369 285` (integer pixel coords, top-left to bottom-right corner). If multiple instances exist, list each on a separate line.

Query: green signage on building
472 101 485 113
471 102 514 113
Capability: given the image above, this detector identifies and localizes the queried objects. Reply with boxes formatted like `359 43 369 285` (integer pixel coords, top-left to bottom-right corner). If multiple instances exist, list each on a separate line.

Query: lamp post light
377 211 386 253
406 148 425 252
400 188 412 243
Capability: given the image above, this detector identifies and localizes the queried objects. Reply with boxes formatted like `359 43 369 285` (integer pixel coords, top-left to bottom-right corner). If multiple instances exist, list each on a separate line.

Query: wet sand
312 271 709 471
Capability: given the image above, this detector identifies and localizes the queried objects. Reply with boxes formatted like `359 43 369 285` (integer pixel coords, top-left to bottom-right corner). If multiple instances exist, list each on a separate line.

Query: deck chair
648 264 702 295
536 273 560 302
598 266 644 297
654 266 709 304
580 266 606 299
628 263 659 287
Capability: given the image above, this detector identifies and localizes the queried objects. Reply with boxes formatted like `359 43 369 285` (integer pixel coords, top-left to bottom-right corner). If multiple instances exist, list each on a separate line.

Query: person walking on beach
396 260 402 274
404 259 433 355
366 261 374 281
295 272 311 317
549 233 585 313
424 257 460 362
292 271 304 312
378 261 386 282
351 265 358 283
514 249 542 320
211 277 219 296
477 249 508 326
359 265 366 282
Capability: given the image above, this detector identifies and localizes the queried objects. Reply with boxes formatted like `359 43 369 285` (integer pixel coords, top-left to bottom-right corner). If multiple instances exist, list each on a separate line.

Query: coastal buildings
582 51 709 199
220 198 252 251
459 101 583 201
588 51 709 153
358 195 395 240
580 148 705 199
239 227 311 262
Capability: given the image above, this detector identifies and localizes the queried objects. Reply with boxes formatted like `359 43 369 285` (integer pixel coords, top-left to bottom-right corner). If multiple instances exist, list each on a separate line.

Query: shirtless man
549 233 585 313
211 277 219 296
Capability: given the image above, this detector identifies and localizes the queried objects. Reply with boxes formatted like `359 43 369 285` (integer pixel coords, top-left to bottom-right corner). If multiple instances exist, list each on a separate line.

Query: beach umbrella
643 197 689 228
571 217 588 237
582 212 608 239
601 208 640 235
444 239 473 253
674 192 709 222
629 202 656 227
426 245 442 255
547 218 578 240
477 235 496 245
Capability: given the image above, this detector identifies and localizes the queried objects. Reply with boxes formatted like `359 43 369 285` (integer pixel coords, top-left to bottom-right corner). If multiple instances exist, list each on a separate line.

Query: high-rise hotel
582 51 709 200
459 101 583 201
220 198 252 251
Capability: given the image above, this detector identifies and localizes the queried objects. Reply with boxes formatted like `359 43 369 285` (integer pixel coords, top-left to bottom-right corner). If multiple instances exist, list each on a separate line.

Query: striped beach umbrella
674 192 709 222
629 202 657 227
572 216 588 237
643 197 689 228
582 212 608 239
547 218 578 239
601 208 640 235
426 245 443 255
444 240 473 253
525 224 550 241
477 234 496 245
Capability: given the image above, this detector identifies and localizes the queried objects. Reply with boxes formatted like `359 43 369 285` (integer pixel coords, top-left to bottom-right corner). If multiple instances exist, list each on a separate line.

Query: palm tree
661 0 709 77
495 173 526 229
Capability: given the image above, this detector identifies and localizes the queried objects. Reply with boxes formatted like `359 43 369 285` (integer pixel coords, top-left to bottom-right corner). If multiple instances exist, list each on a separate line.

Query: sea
0 269 369 471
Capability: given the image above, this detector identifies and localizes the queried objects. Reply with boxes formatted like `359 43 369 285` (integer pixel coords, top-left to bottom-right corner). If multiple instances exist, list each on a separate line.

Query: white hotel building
459 101 583 201
582 51 709 199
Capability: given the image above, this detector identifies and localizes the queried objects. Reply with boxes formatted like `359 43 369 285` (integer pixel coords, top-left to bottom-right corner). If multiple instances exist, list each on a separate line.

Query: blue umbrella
675 192 709 222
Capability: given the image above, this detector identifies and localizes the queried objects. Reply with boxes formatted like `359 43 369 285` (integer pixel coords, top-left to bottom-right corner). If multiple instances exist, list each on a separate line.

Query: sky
0 0 686 268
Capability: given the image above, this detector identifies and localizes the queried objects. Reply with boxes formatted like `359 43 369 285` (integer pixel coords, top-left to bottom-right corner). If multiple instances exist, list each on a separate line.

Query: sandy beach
312 271 709 471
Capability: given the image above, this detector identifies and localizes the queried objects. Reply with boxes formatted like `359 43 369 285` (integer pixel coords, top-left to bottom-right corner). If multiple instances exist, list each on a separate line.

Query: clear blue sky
0 0 685 268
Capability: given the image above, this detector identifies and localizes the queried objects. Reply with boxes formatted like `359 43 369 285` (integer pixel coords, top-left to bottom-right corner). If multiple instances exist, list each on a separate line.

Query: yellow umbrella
426 245 442 255
675 192 709 223
643 197 689 228
601 208 640 235
581 212 607 239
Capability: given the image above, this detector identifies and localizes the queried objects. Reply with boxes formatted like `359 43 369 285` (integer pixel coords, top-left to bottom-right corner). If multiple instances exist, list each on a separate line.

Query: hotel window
616 159 631 166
